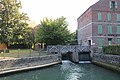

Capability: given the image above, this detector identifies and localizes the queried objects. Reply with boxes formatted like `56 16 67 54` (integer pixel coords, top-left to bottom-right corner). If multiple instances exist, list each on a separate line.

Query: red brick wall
91 0 120 46
77 8 92 29
92 0 120 11
77 8 93 44
77 0 120 46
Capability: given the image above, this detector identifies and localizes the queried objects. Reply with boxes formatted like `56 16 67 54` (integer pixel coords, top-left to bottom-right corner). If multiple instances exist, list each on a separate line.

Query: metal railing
47 45 91 54
0 49 48 59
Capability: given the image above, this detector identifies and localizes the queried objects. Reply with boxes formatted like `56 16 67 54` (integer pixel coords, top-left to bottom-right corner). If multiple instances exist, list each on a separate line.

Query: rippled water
0 61 120 80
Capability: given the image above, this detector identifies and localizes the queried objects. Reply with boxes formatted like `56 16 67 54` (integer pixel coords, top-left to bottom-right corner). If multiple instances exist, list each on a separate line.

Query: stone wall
0 54 60 71
92 53 120 66
69 52 79 63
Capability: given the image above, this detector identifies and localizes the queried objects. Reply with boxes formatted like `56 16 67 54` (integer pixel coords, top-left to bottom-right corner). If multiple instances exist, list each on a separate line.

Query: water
0 61 120 80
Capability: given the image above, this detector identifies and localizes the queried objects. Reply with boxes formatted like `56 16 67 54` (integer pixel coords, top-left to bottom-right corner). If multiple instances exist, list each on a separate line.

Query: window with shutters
98 25 102 34
117 14 120 21
110 1 117 9
98 12 102 21
107 13 111 21
116 26 120 34
98 38 103 48
108 25 112 34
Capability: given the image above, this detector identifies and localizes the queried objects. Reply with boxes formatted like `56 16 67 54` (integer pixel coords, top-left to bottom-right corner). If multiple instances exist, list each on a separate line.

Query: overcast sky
20 0 99 32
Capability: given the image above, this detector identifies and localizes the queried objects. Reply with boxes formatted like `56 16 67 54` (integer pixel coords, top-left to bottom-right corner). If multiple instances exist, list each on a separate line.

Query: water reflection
0 60 119 80
61 61 84 80
61 61 120 80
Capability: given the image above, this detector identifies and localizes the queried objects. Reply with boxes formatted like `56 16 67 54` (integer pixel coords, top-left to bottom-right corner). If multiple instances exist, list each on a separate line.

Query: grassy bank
0 49 47 58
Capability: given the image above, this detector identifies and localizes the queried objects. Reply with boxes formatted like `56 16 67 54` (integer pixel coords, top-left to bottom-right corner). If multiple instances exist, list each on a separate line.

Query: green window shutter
117 39 120 44
98 12 102 21
98 25 102 34
116 26 120 34
117 14 120 21
98 38 103 48
107 13 111 21
108 25 112 34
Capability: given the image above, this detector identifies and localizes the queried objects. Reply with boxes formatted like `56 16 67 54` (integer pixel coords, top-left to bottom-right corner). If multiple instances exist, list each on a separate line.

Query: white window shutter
110 1 112 8
115 2 117 8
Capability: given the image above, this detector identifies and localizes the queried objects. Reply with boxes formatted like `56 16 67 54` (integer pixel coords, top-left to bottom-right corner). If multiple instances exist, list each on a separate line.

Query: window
117 39 120 44
98 12 102 21
116 26 120 34
98 38 103 48
117 14 120 21
98 25 102 34
110 1 117 9
108 38 112 45
107 13 111 21
108 25 112 34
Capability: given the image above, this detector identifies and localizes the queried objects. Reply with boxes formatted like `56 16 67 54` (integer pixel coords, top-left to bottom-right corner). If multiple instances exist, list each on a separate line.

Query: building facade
77 0 120 48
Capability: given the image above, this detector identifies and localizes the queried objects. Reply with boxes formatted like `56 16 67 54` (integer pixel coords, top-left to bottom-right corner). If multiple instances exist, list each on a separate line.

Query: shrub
103 45 120 55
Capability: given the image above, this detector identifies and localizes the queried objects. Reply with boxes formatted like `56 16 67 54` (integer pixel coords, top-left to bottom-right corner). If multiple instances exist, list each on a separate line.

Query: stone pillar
42 43 44 49
58 47 62 63
71 52 79 63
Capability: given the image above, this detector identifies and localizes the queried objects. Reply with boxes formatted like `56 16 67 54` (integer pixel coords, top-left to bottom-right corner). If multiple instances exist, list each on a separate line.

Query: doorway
88 40 91 46
108 38 112 45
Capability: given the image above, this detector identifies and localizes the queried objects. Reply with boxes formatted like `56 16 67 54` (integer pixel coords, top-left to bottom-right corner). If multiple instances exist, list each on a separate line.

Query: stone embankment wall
92 53 120 72
0 54 60 71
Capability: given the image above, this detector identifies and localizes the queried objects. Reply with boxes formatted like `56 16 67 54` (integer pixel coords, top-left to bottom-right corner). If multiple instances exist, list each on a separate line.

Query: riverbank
0 54 61 75
92 53 120 73
92 60 120 73
0 60 120 80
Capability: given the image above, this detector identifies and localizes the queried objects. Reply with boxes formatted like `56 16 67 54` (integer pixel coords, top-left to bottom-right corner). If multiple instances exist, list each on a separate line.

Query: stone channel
0 54 61 75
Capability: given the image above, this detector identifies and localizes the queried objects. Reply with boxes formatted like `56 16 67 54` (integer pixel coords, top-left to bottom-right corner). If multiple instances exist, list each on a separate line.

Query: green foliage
103 45 120 55
68 31 77 45
0 0 29 44
35 17 76 45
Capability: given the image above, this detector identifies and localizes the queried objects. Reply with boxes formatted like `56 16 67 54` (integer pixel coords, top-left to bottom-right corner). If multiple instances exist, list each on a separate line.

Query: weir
47 45 91 63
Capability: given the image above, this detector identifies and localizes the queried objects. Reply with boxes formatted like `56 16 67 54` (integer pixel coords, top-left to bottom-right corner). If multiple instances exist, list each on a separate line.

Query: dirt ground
0 57 16 60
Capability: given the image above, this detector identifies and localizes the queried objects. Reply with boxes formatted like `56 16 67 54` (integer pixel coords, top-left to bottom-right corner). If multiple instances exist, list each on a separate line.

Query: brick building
77 0 120 48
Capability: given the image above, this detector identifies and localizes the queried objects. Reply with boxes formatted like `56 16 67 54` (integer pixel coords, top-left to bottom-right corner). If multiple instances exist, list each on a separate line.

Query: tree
0 0 29 45
35 17 72 45
68 31 77 45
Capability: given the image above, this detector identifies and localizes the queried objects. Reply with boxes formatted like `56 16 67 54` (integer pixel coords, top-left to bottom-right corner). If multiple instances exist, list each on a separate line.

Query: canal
0 61 119 80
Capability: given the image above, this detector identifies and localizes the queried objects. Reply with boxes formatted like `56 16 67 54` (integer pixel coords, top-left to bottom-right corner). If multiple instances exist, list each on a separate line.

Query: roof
77 0 100 20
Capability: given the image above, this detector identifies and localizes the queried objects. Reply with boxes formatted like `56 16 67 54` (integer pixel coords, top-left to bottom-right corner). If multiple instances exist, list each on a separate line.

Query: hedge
103 45 120 55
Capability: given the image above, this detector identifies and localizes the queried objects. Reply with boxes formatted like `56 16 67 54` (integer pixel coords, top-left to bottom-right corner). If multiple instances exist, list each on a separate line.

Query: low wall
0 54 61 72
92 53 120 72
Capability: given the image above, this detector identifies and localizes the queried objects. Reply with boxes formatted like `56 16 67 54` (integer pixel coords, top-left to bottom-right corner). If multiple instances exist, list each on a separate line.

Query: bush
8 44 29 49
103 45 120 55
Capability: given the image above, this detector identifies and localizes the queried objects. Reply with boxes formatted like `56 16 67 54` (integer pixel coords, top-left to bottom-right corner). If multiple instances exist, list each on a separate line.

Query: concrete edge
0 61 61 76
92 60 120 73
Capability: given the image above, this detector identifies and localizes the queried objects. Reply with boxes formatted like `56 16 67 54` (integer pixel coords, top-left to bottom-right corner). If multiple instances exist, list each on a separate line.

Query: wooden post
18 49 20 58
29 49 32 57
3 49 5 59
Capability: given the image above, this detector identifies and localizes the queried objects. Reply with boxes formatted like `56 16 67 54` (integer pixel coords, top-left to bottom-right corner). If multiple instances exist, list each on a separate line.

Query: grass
10 49 31 54
0 49 48 59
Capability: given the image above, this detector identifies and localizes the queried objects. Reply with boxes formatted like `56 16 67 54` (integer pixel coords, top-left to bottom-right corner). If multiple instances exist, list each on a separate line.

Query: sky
20 0 99 32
